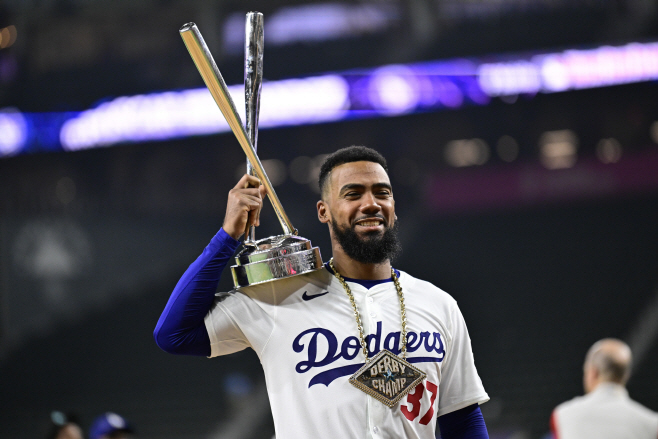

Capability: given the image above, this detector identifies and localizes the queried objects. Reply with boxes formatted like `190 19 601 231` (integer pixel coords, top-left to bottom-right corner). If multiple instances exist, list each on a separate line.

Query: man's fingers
227 188 264 206
240 195 263 210
224 174 266 239
236 193 264 203
254 185 267 226
247 206 259 229
255 200 263 227
239 184 266 199
234 173 261 190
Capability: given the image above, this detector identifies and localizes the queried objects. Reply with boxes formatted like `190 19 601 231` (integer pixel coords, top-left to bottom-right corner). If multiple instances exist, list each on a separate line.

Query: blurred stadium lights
235 159 287 186
0 25 18 50
367 65 423 115
0 109 27 156
426 148 658 213
478 42 658 95
2 39 658 157
650 121 658 144
222 3 399 54
439 0 607 18
444 138 490 167
288 154 327 191
59 75 349 151
539 130 578 170
596 138 623 164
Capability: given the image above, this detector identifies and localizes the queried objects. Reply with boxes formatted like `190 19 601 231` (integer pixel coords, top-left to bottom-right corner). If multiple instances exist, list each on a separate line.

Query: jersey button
373 426 379 434
368 297 374 303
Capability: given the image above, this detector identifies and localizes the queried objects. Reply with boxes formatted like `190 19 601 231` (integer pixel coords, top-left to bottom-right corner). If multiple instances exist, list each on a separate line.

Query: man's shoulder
555 386 658 421
625 397 658 421
228 267 333 301
399 270 457 304
554 393 591 415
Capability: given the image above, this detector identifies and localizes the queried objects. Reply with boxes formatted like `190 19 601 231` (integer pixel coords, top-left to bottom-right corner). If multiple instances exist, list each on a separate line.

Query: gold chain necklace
329 258 426 407
329 258 408 361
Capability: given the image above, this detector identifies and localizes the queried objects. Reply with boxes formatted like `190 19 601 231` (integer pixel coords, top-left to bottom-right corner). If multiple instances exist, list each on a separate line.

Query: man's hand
223 174 267 240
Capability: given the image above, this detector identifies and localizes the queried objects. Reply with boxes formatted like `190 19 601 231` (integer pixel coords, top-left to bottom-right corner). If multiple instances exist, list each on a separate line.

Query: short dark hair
318 146 388 197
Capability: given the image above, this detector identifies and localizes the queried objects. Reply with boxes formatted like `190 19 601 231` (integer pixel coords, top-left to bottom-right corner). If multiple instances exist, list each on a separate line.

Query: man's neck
591 381 626 393
330 250 392 280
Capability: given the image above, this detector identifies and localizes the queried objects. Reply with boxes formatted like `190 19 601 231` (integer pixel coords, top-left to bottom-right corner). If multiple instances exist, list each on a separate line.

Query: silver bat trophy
243 12 263 247
179 16 323 288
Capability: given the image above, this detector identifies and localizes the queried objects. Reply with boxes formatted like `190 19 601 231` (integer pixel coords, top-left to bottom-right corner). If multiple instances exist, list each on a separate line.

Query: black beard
330 218 401 264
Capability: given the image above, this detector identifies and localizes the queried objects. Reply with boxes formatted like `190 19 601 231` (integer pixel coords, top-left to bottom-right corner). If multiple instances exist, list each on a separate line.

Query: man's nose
360 192 381 213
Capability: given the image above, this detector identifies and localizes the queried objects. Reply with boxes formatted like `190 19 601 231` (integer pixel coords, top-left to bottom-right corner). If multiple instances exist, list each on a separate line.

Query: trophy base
230 235 323 287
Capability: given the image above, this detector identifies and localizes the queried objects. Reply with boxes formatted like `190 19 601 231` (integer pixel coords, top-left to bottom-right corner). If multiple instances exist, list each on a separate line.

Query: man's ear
317 200 330 224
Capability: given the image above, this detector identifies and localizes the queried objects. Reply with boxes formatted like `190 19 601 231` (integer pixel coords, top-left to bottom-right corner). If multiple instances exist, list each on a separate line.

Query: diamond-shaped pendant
349 349 427 407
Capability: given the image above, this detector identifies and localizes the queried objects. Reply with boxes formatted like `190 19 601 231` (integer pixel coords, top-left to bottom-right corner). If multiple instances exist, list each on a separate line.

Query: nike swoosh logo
302 291 329 301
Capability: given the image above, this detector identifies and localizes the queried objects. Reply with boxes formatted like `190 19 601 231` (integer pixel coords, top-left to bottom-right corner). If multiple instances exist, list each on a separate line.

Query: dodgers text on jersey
292 321 446 387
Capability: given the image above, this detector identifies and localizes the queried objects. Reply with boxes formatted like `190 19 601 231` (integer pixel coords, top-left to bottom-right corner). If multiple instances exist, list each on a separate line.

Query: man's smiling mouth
358 220 382 227
354 217 385 228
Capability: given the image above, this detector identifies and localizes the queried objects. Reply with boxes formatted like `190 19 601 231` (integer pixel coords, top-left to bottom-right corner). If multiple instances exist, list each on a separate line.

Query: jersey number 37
401 380 438 425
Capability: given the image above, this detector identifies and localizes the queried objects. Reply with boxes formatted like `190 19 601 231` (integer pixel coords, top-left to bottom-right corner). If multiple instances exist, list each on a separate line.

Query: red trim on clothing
549 410 559 439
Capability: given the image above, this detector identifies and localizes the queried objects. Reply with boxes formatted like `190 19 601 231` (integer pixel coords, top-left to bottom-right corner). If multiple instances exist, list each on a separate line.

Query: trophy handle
180 22 297 237
244 12 264 245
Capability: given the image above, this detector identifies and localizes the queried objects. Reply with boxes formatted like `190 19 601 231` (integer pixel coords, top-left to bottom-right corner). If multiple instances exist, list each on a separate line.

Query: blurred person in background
89 412 134 439
550 338 658 439
47 411 83 439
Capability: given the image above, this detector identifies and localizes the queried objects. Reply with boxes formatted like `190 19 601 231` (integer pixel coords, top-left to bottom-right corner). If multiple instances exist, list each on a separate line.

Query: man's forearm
153 228 239 356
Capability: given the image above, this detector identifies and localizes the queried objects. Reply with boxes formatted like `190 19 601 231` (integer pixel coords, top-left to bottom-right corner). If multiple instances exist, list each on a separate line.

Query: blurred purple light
268 4 382 44
478 61 541 96
223 4 397 54
0 109 27 156
60 76 348 150
433 78 464 108
368 66 420 115
259 75 349 127
464 80 491 105
538 54 570 92
3 39 657 157
478 42 658 96
538 43 658 91
61 88 233 151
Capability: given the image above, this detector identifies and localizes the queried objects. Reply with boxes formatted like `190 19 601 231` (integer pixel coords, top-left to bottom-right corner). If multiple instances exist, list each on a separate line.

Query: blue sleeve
153 228 240 356
437 404 488 439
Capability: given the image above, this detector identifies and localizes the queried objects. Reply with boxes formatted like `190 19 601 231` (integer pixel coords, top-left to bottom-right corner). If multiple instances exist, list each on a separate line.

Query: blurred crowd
48 411 133 439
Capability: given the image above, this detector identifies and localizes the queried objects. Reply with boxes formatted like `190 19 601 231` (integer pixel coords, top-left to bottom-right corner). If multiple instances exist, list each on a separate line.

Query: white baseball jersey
205 267 489 439
552 383 658 439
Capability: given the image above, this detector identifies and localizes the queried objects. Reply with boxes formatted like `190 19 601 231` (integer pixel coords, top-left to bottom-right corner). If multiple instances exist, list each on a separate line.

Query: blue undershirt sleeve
437 404 488 439
153 228 240 357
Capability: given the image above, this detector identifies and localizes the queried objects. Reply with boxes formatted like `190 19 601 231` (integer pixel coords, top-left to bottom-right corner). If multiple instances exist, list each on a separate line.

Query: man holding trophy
154 13 489 439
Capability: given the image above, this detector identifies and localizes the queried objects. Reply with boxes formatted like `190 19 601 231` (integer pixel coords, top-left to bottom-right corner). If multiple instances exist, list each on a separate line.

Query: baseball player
550 338 658 439
154 146 489 438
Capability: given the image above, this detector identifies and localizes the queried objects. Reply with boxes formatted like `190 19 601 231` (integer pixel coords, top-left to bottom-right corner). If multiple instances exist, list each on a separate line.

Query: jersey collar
323 261 401 290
